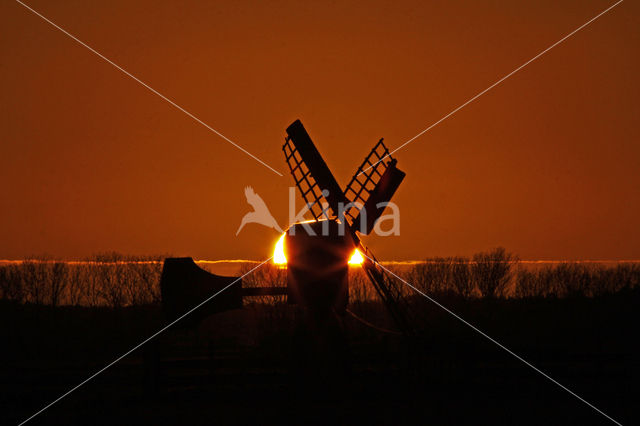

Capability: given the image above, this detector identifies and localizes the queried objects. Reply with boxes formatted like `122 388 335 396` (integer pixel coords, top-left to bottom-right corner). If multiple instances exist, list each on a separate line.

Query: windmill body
159 119 414 335
282 120 414 334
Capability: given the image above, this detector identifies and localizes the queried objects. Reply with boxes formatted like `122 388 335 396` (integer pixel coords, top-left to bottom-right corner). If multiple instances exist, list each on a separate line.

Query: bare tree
65 265 85 306
471 247 515 298
98 264 126 308
22 261 48 305
450 257 472 297
0 265 24 302
47 262 68 307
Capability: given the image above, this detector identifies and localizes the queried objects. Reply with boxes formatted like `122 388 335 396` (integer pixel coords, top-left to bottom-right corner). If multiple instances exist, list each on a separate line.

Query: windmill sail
283 120 349 220
343 139 405 234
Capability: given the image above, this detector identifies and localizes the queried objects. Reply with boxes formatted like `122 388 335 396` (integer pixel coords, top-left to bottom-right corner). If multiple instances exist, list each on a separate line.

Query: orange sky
1 0 638 261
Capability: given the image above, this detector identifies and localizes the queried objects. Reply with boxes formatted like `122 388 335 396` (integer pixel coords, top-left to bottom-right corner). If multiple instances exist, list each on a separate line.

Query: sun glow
273 232 363 267
273 233 287 265
348 249 364 266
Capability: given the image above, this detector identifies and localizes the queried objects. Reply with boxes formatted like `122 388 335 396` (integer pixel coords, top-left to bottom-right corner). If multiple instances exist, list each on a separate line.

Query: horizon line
1 258 640 265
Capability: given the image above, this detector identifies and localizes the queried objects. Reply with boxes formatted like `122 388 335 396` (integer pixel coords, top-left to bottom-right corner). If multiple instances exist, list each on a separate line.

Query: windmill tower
282 120 414 335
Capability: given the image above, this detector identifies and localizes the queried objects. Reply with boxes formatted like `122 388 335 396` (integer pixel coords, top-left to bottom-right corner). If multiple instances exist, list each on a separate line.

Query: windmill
281 120 414 335
159 119 414 335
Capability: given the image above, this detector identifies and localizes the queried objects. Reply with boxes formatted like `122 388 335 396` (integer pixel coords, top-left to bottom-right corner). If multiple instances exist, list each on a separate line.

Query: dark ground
1 290 638 425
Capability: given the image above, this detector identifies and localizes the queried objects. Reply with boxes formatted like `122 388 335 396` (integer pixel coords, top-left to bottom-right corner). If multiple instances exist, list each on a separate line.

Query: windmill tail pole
160 258 286 326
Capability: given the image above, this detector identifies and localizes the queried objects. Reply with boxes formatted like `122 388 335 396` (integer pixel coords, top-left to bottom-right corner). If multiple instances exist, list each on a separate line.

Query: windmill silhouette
161 120 413 335
236 186 282 235
282 120 413 334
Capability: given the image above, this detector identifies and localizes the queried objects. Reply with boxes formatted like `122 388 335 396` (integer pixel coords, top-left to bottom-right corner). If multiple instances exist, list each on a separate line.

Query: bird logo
236 186 283 235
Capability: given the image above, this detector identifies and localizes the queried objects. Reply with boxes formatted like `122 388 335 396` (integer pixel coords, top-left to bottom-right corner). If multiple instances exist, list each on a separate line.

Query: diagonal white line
359 0 624 176
18 257 273 425
14 0 283 177
366 255 623 426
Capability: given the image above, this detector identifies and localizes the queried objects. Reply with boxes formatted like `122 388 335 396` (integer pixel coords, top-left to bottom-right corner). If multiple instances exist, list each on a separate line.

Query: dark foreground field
2 288 638 425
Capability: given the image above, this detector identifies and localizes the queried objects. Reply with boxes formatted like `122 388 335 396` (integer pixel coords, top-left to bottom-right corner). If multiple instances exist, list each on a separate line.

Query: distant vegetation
1 248 638 307
405 247 639 299
0 252 164 308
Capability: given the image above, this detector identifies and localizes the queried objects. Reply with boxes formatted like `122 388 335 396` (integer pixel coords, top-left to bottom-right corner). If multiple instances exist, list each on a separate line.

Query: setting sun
273 233 287 265
348 249 364 266
273 232 363 266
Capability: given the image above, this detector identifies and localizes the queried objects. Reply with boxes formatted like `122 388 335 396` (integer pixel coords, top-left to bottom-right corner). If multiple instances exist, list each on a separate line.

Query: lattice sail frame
343 139 394 226
282 136 331 221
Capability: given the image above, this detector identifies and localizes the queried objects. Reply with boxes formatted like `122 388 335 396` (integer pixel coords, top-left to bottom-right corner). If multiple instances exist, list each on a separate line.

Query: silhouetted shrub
240 262 287 305
66 265 86 306
48 262 68 307
349 267 378 303
449 257 473 297
515 269 544 298
0 264 23 302
21 260 49 305
409 258 452 296
471 247 515 298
